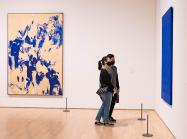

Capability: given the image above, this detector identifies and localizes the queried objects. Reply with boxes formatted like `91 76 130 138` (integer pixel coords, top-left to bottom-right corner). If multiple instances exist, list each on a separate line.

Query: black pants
109 94 117 118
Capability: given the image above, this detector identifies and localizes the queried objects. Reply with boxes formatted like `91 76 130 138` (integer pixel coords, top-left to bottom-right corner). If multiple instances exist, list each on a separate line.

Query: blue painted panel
161 7 173 105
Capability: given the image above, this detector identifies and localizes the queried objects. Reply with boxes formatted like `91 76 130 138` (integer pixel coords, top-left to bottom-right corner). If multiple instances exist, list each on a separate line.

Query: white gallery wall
0 0 156 109
155 0 187 138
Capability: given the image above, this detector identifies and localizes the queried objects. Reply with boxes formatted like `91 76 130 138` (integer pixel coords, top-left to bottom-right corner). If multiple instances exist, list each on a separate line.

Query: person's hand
117 89 120 94
113 88 117 96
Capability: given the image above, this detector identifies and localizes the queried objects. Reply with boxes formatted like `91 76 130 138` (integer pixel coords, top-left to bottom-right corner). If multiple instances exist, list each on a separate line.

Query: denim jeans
95 91 112 123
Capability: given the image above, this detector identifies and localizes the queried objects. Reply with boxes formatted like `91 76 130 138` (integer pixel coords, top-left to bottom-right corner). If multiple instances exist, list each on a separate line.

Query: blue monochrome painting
8 13 63 96
162 7 173 105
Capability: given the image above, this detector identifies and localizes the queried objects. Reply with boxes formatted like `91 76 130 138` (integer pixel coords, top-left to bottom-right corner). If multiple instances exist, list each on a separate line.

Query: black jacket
100 69 114 93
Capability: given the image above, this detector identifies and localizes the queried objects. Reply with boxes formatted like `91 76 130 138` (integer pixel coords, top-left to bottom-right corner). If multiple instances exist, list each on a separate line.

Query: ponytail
98 56 107 70
98 60 102 70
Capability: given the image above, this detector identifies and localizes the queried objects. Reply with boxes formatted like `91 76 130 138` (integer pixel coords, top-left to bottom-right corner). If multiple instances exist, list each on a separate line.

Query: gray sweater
107 66 120 89
107 65 120 103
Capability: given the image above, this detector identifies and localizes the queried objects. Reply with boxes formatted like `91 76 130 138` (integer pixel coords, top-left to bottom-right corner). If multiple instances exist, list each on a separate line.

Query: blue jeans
96 91 112 123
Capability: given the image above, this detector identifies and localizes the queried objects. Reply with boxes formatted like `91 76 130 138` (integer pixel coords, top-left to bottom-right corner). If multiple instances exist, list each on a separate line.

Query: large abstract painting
8 13 63 96
161 7 173 105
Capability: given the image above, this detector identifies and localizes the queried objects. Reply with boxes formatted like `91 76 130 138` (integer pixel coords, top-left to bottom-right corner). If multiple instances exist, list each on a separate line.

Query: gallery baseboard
155 110 176 139
0 106 154 111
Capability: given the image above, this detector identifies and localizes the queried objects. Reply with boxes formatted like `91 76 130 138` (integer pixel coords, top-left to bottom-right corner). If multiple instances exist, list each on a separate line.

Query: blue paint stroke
25 35 37 47
9 38 23 69
36 72 44 85
48 15 63 47
18 25 31 37
46 68 62 95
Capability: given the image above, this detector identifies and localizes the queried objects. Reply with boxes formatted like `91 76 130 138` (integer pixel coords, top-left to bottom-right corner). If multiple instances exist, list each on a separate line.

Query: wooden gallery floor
0 108 175 139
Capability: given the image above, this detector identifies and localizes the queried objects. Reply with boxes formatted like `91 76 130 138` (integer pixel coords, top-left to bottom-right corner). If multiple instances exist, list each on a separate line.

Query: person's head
98 56 109 70
107 54 115 66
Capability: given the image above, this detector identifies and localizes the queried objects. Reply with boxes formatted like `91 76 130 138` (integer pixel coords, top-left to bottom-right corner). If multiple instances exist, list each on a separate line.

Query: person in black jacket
107 54 120 122
95 56 117 126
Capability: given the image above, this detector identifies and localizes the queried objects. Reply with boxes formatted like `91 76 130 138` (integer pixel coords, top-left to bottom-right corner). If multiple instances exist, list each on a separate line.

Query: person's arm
115 67 120 90
116 73 120 90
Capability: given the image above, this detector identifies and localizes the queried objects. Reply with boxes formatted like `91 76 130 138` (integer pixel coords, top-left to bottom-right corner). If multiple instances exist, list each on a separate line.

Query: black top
100 69 114 92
